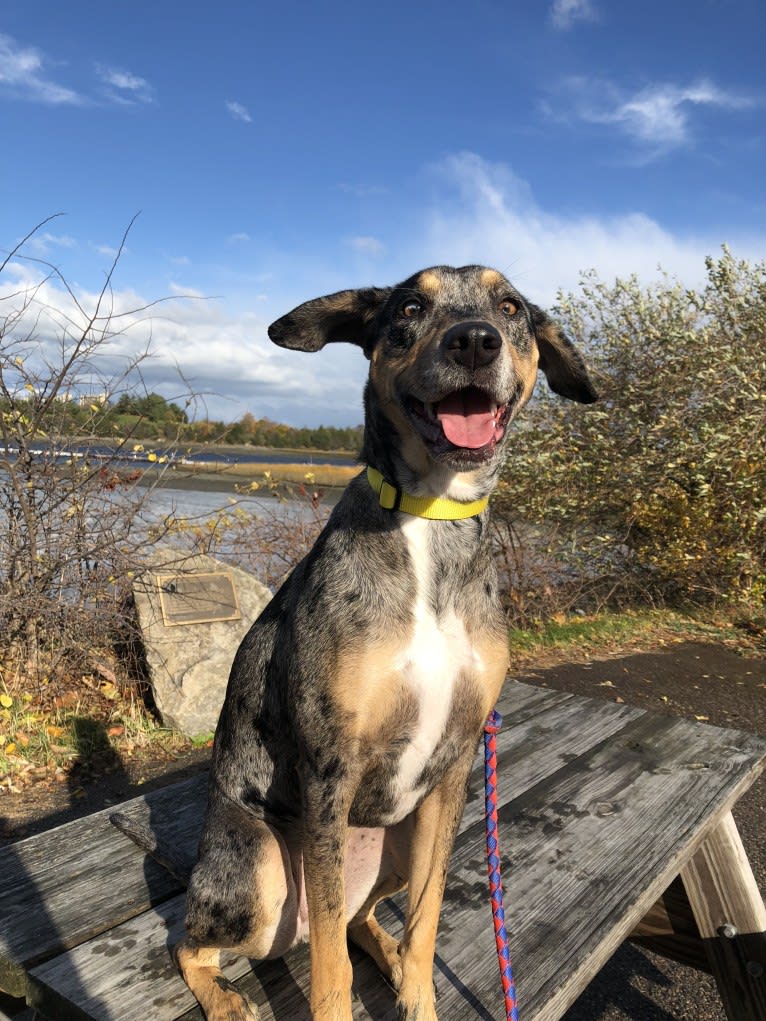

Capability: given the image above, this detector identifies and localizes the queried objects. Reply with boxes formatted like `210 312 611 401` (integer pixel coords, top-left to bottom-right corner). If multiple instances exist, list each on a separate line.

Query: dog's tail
110 812 194 887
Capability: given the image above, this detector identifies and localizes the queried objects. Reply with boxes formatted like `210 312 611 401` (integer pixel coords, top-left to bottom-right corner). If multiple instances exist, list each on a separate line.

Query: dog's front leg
397 756 474 1021
303 771 355 1020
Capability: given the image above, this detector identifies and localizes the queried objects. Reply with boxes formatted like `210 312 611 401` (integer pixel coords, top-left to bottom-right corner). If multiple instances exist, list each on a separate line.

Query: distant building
76 392 109 407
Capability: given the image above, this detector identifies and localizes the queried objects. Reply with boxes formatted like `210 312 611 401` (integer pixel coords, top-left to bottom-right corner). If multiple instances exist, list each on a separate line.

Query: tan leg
175 942 260 1021
302 775 355 1020
177 803 298 1021
348 871 408 990
397 757 473 1021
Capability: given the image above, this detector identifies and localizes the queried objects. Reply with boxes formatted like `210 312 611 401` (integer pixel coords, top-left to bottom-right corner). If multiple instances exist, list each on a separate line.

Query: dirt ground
1 638 764 1020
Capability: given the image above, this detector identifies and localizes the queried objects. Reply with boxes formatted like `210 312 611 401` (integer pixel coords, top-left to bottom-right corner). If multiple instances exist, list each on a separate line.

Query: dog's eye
401 301 422 319
499 300 518 317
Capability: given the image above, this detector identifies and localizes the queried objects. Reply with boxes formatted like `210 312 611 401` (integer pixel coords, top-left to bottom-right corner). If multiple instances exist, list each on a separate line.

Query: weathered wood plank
26 703 766 1021
461 686 644 832
629 876 710 973
22 686 639 1017
441 712 766 1021
0 683 611 998
681 812 766 1021
0 773 208 996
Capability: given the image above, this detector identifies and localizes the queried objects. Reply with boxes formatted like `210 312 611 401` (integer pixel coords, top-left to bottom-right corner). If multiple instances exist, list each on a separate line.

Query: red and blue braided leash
483 709 519 1021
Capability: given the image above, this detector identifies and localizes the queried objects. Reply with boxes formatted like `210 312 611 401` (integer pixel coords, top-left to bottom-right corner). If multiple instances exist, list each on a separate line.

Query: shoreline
138 458 359 495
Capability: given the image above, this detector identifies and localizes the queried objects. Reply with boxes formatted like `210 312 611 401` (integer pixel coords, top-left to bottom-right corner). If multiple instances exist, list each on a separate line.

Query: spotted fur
175 264 596 1021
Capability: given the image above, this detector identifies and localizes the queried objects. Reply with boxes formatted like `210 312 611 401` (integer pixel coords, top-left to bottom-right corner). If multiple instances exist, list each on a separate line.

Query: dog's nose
441 322 502 370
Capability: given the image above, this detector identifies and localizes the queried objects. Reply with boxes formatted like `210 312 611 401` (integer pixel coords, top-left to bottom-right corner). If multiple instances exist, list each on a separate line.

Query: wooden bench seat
1 681 764 1020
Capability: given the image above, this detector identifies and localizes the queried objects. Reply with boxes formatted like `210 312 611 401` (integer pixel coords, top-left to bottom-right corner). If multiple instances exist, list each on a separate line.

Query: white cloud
25 232 77 254
560 76 756 152
418 152 764 306
227 232 251 244
0 259 367 427
226 100 252 123
95 63 154 104
94 244 119 258
168 283 207 299
550 0 596 30
0 33 84 105
4 155 763 427
347 235 386 257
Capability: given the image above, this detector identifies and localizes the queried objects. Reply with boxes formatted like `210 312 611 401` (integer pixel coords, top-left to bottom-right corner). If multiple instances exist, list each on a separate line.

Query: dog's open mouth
407 386 512 459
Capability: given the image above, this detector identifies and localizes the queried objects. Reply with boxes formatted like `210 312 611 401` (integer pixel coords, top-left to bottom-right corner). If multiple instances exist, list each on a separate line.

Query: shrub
495 247 766 617
0 219 184 685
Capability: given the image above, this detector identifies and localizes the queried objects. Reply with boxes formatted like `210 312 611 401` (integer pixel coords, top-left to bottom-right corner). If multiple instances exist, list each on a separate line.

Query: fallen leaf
107 725 125 737
0 694 12 708
597 681 615 688
694 715 710 722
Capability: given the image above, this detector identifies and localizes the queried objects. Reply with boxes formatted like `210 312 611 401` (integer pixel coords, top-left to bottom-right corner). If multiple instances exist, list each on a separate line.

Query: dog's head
269 265 596 477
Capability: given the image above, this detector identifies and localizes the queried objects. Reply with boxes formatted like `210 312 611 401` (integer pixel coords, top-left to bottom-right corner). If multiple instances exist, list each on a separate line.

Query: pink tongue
437 391 496 449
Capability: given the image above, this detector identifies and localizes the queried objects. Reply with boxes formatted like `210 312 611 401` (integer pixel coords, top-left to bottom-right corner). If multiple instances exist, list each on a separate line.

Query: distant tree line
204 411 364 452
1 391 363 451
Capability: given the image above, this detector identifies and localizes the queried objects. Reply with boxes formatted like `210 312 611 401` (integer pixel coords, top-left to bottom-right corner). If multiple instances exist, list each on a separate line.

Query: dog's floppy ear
529 304 598 404
268 287 391 357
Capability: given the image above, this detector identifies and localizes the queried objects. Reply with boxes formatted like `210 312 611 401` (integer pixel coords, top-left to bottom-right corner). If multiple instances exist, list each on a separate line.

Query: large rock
132 550 271 736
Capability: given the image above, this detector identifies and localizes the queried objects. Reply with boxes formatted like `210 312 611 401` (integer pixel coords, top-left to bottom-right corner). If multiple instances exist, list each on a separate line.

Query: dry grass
0 655 190 794
166 461 358 488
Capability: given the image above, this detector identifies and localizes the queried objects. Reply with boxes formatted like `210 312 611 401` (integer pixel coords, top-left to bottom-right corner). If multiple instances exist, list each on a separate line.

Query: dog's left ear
529 304 598 404
268 287 391 357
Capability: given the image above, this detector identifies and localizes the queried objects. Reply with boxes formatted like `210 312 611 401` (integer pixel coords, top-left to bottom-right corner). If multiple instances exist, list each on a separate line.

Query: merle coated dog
146 265 596 1020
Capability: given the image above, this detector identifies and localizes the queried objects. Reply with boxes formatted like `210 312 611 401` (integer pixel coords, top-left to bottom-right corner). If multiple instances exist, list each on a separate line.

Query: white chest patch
384 516 482 823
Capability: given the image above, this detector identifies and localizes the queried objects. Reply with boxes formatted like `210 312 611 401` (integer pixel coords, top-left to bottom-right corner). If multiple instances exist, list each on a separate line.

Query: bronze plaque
156 571 241 627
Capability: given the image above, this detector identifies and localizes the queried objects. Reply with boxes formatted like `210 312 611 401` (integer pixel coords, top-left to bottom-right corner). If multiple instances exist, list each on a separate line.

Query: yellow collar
366 466 489 520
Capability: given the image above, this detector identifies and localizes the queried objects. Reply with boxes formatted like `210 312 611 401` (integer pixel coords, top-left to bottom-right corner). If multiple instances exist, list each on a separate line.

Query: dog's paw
396 981 438 1021
204 975 260 1021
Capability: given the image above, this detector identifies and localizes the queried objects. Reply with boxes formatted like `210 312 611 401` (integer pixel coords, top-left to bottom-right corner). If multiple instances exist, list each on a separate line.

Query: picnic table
1 680 765 1021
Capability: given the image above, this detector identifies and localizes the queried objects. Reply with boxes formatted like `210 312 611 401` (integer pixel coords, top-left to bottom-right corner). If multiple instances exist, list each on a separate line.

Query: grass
508 607 763 663
0 662 189 794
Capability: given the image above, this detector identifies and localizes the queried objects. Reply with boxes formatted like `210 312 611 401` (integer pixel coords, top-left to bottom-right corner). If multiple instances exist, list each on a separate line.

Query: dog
153 265 596 1021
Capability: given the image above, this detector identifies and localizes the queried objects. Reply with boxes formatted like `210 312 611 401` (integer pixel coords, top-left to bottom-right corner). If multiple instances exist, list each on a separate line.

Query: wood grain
682 812 766 1021
0 773 207 996
13 683 766 1021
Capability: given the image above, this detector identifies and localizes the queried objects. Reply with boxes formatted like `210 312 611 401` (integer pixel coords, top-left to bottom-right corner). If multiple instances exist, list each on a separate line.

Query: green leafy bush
496 247 766 616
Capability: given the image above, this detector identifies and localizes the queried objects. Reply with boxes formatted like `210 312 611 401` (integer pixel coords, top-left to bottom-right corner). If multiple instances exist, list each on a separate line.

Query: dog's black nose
441 322 502 370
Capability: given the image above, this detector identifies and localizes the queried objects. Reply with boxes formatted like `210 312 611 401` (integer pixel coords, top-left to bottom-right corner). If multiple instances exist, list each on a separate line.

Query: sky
1 0 764 428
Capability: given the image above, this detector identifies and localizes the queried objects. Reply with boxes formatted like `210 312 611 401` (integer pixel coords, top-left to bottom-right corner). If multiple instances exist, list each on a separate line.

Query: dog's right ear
268 287 391 357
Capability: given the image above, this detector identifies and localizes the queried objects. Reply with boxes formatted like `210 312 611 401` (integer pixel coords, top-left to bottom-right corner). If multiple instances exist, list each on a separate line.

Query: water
1 441 355 470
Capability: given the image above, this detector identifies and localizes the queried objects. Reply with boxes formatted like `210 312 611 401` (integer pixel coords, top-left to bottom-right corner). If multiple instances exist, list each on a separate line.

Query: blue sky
1 0 764 427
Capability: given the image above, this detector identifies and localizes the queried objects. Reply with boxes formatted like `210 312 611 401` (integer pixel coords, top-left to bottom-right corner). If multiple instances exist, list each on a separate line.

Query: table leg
681 811 766 1021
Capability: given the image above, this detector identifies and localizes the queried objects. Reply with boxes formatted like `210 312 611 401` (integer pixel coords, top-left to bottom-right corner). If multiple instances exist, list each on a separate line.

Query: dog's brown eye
499 300 517 317
401 301 422 318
